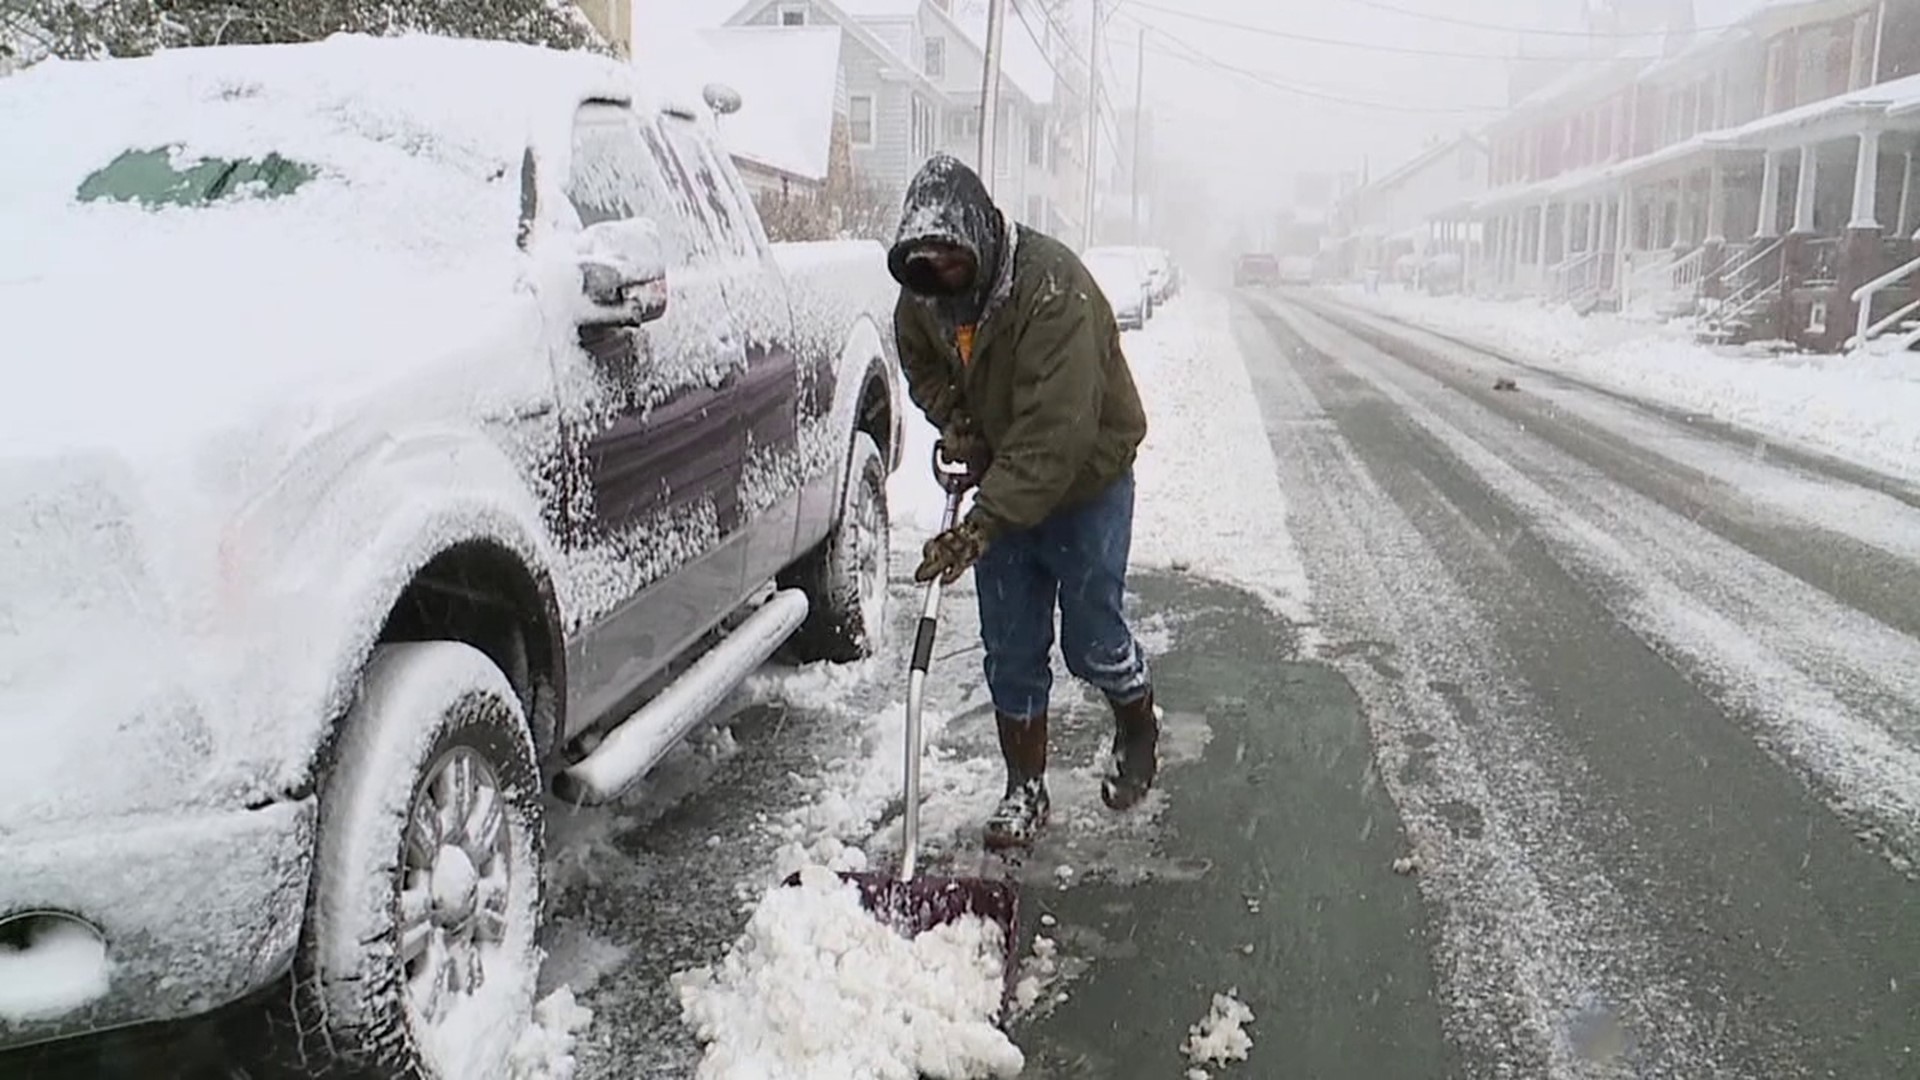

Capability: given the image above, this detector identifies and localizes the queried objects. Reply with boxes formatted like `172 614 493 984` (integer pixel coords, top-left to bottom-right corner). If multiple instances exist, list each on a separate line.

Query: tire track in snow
1279 300 1920 873
1230 300 1729 1079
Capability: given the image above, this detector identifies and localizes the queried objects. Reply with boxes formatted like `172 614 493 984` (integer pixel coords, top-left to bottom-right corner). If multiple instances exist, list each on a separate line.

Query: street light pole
977 0 1008 197
1130 25 1145 243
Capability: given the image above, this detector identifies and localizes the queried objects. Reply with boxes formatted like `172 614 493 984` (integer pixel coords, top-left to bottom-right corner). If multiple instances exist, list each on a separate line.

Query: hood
887 153 1008 327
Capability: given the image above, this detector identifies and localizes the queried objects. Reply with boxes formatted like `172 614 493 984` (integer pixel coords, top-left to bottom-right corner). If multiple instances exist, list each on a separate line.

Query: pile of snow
0 917 110 1022
505 988 596 1080
673 866 1024 1080
1336 286 1920 486
1181 989 1256 1078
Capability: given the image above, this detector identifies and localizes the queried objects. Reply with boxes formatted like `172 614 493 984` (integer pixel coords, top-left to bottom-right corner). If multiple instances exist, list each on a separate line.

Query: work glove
936 412 989 489
926 382 966 430
914 520 992 586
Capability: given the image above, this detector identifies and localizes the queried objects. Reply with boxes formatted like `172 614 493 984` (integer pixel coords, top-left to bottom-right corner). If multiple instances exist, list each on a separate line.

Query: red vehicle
1233 253 1280 287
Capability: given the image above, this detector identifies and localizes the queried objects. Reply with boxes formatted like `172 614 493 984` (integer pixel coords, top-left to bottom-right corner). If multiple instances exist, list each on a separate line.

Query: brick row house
1471 0 1920 351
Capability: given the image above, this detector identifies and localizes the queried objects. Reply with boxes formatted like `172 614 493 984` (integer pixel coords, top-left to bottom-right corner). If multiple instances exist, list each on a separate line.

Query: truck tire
270 642 544 1080
780 432 890 664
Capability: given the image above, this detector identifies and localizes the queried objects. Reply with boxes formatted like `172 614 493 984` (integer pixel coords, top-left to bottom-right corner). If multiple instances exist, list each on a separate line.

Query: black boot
1100 687 1159 811
984 711 1050 851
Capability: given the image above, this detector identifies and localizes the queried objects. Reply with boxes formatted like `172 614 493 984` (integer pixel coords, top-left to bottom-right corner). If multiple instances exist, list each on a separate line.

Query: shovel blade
782 869 1023 1021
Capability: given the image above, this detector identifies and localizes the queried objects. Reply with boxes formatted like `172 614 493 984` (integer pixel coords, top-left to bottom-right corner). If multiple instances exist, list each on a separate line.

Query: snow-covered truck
0 35 901 1076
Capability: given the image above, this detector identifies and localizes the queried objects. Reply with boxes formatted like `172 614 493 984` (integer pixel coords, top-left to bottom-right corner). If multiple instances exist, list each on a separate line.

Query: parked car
1234 253 1281 287
1082 246 1157 329
0 35 901 1078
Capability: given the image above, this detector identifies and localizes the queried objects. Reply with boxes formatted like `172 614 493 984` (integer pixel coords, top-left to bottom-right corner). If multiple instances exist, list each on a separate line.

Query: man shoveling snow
886 153 1159 853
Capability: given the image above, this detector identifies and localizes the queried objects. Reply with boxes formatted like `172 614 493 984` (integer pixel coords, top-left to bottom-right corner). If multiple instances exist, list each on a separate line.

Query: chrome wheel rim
398 745 513 1025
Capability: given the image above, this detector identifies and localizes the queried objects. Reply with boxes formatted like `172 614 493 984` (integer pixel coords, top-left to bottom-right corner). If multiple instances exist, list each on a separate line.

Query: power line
1005 0 1124 152
1117 0 1569 60
1337 0 1741 39
1128 17 1503 115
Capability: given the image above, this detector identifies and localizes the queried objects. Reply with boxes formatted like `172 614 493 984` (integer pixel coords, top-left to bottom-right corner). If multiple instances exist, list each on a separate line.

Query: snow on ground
1181 989 1256 1078
671 866 1023 1080
1333 285 1920 486
889 289 1312 622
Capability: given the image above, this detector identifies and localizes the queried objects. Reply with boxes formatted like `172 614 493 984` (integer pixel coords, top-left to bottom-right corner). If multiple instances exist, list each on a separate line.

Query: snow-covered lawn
1332 285 1920 487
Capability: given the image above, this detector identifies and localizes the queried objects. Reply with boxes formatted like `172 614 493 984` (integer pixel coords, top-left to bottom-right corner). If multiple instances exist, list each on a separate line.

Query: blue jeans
974 473 1149 721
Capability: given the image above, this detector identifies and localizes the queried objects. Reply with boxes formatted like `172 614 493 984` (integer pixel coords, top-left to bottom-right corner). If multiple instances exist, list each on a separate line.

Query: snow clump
1182 988 1256 1075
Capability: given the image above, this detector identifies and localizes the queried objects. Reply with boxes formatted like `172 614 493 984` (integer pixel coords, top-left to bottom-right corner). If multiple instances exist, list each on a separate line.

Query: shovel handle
901 463 969 883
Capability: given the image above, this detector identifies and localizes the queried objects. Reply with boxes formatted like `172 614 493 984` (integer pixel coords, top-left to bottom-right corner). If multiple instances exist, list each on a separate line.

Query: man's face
906 241 977 296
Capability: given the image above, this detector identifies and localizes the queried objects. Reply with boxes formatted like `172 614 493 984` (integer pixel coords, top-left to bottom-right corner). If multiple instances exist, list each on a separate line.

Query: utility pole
977 0 1009 196
1082 0 1102 250
1129 25 1145 243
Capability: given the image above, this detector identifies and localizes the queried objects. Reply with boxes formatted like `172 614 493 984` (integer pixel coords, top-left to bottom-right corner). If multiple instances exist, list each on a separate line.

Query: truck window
638 118 722 263
659 114 761 263
565 102 693 267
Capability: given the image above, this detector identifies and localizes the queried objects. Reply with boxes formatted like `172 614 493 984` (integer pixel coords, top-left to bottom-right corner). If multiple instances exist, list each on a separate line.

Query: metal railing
1548 250 1604 304
1721 235 1786 291
1848 251 1920 350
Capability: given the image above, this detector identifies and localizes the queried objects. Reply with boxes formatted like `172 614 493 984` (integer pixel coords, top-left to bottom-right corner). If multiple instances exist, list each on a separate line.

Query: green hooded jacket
888 156 1148 538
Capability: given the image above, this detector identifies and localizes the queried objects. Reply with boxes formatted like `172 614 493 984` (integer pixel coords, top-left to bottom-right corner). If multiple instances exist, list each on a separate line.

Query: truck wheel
272 642 544 1079
780 431 889 664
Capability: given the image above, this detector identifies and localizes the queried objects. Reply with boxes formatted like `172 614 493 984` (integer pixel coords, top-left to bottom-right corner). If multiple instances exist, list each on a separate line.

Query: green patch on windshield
77 147 316 208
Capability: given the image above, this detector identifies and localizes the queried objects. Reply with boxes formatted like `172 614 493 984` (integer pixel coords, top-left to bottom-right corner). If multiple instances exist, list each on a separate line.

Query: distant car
1234 253 1280 287
1277 255 1316 285
0 34 903 1077
1083 246 1156 330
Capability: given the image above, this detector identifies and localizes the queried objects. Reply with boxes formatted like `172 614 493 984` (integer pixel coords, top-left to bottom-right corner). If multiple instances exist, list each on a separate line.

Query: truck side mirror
577 217 668 327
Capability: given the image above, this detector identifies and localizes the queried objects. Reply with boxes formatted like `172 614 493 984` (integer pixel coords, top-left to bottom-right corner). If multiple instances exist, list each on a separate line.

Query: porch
1468 75 1920 353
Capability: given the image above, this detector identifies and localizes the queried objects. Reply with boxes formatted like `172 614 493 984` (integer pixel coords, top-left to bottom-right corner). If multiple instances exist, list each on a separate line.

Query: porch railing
1847 251 1920 351
1625 246 1706 316
1548 250 1604 305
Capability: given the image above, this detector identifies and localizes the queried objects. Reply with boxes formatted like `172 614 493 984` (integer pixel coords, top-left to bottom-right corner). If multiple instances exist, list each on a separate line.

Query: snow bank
672 866 1024 1080
505 988 596 1080
1127 292 1311 620
1335 286 1920 486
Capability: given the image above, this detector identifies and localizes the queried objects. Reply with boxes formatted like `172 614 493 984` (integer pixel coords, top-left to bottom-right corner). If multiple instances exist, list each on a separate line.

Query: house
695 27 848 202
1335 134 1490 286
720 0 1063 232
1466 0 1920 350
575 0 634 56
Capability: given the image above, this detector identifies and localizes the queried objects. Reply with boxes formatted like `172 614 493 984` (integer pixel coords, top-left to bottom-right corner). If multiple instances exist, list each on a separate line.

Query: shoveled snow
1182 988 1255 1073
672 865 1023 1080
506 988 596 1080
1334 285 1920 486
0 918 111 1023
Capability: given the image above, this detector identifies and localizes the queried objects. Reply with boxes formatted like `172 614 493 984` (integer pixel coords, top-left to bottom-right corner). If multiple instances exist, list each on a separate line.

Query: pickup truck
0 34 901 1078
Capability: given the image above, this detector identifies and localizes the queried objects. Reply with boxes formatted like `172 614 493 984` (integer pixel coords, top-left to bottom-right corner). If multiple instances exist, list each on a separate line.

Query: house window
911 96 936 159
1028 118 1045 166
1026 194 1046 226
778 3 806 26
948 107 980 141
925 36 945 78
849 95 874 146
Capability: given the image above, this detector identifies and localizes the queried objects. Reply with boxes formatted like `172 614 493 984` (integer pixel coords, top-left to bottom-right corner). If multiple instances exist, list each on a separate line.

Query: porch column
1899 149 1916 237
1617 184 1637 307
1756 151 1782 237
1536 200 1551 269
1560 199 1575 261
1792 144 1818 233
1676 177 1696 248
1587 197 1603 251
1848 129 1882 229
1706 160 1728 244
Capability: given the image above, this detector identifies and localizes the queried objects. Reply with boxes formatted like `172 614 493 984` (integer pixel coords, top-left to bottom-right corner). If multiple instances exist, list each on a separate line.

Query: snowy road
1240 290 1920 1079
13 288 1920 1080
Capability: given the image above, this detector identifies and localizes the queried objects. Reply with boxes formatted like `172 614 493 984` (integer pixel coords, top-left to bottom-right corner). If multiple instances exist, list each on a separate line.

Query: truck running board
552 588 811 806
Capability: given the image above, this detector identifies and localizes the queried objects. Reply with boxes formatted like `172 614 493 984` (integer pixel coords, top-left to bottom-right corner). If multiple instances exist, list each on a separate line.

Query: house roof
723 0 949 101
939 0 1055 107
1364 133 1486 195
698 26 843 181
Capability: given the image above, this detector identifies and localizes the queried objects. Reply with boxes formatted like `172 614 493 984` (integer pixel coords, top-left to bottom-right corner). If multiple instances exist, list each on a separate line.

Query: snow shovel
785 443 1022 1015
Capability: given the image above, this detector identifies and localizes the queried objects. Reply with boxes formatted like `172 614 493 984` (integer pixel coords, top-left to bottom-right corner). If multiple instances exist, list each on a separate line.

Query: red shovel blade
782 869 1023 1023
